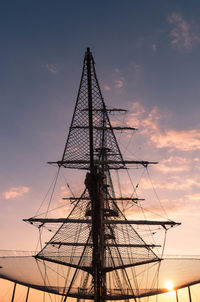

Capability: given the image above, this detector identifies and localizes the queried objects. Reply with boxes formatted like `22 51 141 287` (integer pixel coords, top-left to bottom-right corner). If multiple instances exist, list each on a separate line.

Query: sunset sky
1 0 200 301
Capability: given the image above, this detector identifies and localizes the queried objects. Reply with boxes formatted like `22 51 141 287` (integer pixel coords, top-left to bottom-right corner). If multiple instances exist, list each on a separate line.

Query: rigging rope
34 167 60 253
60 169 76 199
155 229 167 302
36 258 54 302
34 167 60 217
146 168 170 220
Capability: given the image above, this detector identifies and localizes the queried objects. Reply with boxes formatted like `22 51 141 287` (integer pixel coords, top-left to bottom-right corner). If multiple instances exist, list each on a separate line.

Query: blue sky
1 1 200 300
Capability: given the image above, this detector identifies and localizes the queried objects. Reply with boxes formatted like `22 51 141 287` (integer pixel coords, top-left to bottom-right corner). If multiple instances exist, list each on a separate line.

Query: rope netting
60 52 123 170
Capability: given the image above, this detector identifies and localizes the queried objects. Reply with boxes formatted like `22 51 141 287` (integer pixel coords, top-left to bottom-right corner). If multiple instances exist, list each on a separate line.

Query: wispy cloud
118 102 200 219
152 43 157 52
103 85 111 91
151 129 200 151
185 193 200 201
125 102 146 128
113 68 125 89
167 12 200 51
141 177 200 191
115 79 124 88
104 64 142 92
45 64 59 75
127 103 200 152
3 186 30 200
155 156 190 173
125 197 185 218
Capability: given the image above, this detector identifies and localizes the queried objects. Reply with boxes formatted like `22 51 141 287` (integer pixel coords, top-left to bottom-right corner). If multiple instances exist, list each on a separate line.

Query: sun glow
165 281 174 291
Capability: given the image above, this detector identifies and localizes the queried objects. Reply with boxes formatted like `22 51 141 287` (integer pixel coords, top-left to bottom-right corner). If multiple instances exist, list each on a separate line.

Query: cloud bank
127 102 200 152
119 101 200 216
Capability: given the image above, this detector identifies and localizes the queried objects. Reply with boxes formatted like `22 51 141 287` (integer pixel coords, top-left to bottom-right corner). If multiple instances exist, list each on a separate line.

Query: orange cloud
3 186 30 199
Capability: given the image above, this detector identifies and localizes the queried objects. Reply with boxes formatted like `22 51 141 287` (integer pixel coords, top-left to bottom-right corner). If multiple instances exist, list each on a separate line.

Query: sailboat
0 48 200 302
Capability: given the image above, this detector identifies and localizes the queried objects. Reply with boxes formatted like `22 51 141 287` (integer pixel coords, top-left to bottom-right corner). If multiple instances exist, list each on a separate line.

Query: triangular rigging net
35 185 160 297
60 51 124 169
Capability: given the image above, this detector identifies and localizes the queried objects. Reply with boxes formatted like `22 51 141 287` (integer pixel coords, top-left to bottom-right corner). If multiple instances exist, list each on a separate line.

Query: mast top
86 47 92 57
49 48 156 171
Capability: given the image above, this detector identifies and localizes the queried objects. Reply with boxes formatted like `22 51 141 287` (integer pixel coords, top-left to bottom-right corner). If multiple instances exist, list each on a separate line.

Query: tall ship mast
1 48 200 302
27 47 178 300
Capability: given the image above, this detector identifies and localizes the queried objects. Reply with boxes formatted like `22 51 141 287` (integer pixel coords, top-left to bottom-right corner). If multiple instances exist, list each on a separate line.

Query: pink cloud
127 103 169 133
45 64 59 74
126 102 200 152
115 79 124 88
112 68 125 89
141 177 200 191
112 102 200 219
125 102 146 128
3 186 30 200
155 156 190 173
151 129 200 151
125 197 185 218
103 85 111 91
184 193 200 201
167 12 200 51
142 106 163 132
